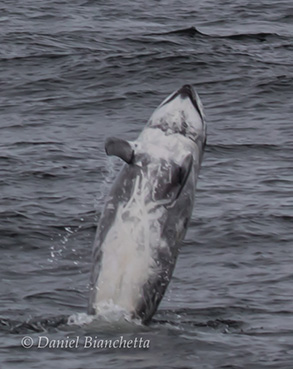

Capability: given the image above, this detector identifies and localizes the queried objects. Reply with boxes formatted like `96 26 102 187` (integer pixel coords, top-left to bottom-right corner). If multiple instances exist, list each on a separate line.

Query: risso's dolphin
88 85 207 323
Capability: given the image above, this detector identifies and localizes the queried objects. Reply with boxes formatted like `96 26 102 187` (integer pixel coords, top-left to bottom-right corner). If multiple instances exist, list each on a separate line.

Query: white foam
68 312 95 326
68 303 142 328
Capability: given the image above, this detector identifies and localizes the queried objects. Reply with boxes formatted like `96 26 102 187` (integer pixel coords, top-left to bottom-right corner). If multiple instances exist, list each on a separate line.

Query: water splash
68 302 143 330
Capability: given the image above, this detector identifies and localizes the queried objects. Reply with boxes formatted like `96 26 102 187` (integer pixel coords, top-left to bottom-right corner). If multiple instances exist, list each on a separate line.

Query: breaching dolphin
88 84 207 323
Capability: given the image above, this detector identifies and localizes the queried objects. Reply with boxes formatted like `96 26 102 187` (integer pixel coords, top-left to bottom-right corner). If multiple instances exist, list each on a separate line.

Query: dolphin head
147 85 206 144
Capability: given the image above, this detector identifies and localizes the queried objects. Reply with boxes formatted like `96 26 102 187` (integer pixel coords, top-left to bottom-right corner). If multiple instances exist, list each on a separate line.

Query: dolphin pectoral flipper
175 154 193 200
163 154 193 208
105 137 134 164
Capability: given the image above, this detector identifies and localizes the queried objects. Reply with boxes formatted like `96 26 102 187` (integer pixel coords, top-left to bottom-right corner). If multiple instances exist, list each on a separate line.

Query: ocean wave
206 143 283 154
0 315 68 334
150 26 285 43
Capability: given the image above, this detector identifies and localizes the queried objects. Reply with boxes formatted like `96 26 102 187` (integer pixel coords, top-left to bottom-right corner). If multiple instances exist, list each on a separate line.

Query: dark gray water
1 0 293 368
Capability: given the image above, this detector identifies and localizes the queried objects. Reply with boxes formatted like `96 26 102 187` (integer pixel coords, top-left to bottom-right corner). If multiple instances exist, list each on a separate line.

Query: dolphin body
88 85 207 323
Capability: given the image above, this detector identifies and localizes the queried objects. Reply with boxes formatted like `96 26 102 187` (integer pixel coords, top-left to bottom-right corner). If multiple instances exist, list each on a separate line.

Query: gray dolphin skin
88 85 207 323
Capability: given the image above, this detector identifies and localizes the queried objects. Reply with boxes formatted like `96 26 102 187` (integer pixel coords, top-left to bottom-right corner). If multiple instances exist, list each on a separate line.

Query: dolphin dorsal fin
105 137 134 164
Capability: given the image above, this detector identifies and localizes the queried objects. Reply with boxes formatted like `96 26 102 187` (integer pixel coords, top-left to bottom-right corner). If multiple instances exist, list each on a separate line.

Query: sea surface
0 0 293 368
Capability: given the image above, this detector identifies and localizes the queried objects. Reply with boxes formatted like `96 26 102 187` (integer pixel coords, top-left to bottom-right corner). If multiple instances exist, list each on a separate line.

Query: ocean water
0 0 293 368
